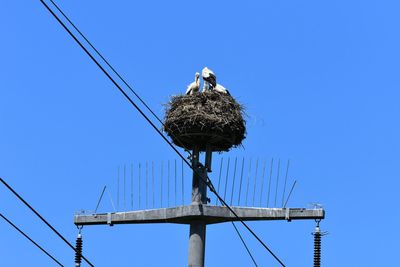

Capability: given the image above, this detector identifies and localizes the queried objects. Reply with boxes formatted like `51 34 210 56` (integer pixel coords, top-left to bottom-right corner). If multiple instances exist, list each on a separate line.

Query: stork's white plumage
185 72 200 95
202 67 217 91
214 83 230 95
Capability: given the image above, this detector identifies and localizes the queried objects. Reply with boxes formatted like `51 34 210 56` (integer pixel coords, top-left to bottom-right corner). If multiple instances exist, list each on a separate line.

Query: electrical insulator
313 227 321 267
75 233 83 267
312 220 327 267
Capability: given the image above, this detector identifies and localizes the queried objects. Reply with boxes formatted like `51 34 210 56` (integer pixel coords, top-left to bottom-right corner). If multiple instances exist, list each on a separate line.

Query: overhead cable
47 0 192 155
231 222 258 267
0 177 95 267
38 2 285 265
0 213 64 267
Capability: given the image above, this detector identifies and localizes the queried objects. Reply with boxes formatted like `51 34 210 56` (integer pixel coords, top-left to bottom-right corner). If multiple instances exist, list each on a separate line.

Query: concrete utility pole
74 148 325 267
188 146 207 267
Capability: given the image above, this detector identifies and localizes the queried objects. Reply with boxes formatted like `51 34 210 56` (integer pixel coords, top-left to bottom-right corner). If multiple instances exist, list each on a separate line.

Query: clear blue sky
1 1 399 266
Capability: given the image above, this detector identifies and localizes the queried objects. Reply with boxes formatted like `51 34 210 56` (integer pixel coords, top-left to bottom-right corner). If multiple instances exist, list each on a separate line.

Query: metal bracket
285 208 291 222
107 212 113 226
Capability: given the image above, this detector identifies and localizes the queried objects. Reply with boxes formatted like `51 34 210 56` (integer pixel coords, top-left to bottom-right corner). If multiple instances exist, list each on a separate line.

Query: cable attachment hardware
185 149 193 162
312 219 327 267
75 227 83 267
205 177 216 194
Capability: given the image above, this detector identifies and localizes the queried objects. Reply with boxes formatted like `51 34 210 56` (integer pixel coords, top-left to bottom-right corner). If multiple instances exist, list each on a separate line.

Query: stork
185 72 200 95
214 83 230 95
201 67 216 91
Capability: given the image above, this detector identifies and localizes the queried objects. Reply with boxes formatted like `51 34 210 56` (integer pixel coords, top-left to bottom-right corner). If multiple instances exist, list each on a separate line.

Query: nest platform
163 91 246 152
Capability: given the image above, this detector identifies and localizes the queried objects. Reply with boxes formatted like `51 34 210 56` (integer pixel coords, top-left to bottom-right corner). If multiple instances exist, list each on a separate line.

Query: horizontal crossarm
74 205 324 226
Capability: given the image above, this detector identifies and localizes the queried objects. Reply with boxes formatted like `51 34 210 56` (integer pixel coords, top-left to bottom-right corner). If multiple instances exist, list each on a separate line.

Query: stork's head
195 72 200 78
202 67 209 77
202 66 215 77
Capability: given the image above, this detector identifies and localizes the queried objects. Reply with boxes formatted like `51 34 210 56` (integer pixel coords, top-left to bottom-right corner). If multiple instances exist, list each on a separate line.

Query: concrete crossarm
74 205 325 226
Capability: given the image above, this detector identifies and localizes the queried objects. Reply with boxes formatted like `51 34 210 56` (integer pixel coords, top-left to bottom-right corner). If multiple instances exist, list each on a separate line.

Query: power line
0 177 94 267
39 0 185 171
0 213 64 267
207 180 285 266
40 2 285 264
46 0 160 127
47 0 192 155
231 222 258 267
38 2 285 265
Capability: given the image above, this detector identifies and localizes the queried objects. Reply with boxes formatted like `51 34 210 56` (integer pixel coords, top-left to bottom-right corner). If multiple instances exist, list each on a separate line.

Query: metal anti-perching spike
75 228 83 267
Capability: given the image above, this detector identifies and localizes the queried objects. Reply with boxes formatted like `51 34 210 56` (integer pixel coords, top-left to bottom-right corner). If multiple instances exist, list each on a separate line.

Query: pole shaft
188 222 206 267
188 146 207 267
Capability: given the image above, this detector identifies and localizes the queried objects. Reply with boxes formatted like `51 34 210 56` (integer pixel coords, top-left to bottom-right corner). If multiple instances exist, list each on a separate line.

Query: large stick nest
163 91 246 152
